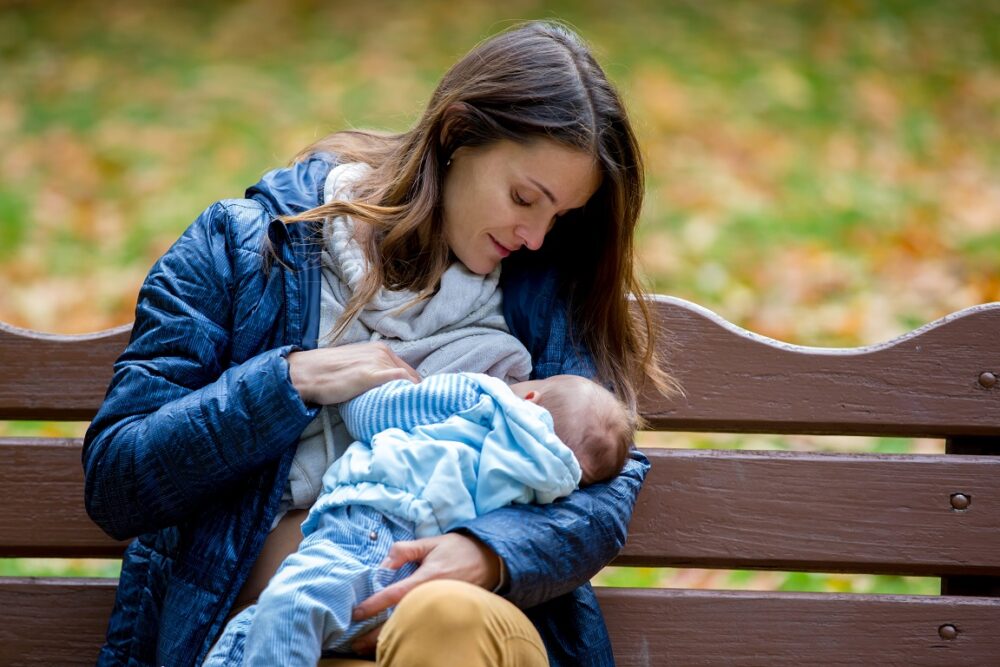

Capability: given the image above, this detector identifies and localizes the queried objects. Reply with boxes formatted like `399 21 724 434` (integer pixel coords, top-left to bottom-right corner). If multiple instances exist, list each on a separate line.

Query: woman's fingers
352 566 432 622
287 342 420 405
366 342 419 380
349 624 382 655
351 534 502 624
382 345 421 383
352 539 437 621
379 539 433 570
371 366 418 387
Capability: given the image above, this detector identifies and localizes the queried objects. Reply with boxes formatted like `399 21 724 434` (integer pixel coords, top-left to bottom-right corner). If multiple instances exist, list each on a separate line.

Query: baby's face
509 376 612 484
509 375 597 436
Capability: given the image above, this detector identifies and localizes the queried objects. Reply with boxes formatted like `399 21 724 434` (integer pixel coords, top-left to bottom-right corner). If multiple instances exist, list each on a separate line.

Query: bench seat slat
0 439 128 557
599 587 1000 666
2 579 998 666
0 578 114 666
0 438 1000 575
4 440 999 578
619 449 1000 576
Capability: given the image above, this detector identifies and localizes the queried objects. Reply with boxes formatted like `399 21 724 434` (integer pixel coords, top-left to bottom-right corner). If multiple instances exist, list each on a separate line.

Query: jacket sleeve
82 202 318 541
459 263 651 609
453 448 648 609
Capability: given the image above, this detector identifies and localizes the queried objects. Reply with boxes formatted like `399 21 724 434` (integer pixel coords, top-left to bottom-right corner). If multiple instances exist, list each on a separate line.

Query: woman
83 21 672 667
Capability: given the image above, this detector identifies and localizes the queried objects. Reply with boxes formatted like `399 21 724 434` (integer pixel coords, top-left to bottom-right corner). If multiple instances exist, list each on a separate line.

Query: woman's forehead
487 139 601 208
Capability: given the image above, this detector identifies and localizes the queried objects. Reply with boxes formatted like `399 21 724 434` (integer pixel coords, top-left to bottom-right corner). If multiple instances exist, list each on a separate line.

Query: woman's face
441 138 601 275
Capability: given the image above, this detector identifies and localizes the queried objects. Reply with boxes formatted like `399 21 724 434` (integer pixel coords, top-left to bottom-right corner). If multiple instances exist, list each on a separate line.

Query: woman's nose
514 219 547 251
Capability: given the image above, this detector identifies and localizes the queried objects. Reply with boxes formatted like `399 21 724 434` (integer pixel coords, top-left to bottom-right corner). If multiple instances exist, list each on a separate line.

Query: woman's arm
84 200 421 541
346 448 648 654
473 258 649 608
453 449 648 609
82 201 318 540
350 267 651 628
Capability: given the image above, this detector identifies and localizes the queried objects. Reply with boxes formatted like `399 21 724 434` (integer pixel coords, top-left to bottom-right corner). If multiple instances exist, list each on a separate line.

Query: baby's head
510 375 634 485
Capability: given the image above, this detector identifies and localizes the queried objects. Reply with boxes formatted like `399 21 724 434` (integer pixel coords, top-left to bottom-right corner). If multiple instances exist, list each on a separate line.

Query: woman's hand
348 533 502 654
287 342 421 405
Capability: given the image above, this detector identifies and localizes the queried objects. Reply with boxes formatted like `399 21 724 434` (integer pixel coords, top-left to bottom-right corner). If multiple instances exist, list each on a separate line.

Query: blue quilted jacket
82 154 650 666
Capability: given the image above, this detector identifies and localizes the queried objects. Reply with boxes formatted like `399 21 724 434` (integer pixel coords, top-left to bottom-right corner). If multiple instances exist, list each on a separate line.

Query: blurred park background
1 1 997 594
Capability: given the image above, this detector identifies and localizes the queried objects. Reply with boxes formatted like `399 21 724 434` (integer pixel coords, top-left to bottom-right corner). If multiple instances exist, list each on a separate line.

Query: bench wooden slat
3 579 998 667
598 587 1000 666
0 578 114 666
640 299 1000 437
0 322 131 421
618 448 1000 576
4 301 1000 436
0 439 128 557
4 439 999 578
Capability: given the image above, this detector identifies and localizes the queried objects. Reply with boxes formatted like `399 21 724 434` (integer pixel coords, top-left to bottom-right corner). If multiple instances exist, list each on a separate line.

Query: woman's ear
438 102 470 151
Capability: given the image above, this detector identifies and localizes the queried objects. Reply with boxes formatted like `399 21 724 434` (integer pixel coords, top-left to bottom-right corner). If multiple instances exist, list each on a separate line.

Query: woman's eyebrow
527 177 558 206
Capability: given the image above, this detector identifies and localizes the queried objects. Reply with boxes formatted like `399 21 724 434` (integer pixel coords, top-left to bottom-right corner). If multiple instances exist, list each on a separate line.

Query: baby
205 371 633 666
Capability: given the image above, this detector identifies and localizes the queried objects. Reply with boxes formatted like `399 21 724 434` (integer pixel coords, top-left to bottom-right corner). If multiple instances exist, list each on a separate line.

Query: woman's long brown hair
280 21 678 410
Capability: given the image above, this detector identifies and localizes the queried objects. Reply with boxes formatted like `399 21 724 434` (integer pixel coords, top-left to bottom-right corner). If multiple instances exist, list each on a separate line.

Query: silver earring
446 158 452 167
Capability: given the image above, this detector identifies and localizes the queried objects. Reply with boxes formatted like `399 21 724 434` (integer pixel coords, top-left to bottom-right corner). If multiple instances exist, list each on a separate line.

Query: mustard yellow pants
320 580 549 667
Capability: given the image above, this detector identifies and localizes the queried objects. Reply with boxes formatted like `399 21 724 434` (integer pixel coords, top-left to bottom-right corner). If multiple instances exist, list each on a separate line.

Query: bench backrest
2 298 999 666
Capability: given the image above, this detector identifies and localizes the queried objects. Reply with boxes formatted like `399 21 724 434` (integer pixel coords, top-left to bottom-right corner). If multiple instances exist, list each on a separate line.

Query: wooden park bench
1 296 998 665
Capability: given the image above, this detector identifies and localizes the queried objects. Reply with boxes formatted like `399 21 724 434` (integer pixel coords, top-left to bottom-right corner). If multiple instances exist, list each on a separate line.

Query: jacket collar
246 152 336 351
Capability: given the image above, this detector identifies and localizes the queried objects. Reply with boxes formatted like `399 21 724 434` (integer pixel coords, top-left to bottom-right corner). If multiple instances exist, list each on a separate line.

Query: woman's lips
489 234 512 257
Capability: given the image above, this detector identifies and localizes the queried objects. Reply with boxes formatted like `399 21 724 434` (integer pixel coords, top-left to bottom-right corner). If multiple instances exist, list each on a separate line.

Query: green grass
0 558 121 578
593 567 940 596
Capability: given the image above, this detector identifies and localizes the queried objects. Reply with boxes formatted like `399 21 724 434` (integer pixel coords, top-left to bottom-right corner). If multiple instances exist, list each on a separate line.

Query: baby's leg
202 604 257 666
242 506 414 667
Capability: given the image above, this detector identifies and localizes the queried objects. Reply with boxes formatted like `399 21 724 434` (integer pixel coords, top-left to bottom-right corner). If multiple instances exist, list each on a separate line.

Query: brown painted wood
3 304 1000 665
941 436 1000 595
0 439 127 557
0 322 131 420
597 587 1000 666
3 300 1000 434
0 577 115 667
5 439 1000 577
3 580 998 667
639 298 1000 437
616 449 1000 576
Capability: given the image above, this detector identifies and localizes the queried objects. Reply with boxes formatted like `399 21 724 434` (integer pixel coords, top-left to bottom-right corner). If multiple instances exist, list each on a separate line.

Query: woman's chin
470 264 499 276
457 256 500 275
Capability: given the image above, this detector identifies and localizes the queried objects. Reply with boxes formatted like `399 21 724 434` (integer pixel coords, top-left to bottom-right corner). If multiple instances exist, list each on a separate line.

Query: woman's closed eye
512 190 531 207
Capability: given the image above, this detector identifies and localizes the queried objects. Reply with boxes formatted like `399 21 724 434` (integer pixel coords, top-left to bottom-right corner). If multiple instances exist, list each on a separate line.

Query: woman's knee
377 580 548 666
393 580 491 632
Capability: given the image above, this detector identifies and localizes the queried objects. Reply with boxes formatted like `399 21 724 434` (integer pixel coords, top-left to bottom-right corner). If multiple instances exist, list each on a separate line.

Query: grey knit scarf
279 163 532 518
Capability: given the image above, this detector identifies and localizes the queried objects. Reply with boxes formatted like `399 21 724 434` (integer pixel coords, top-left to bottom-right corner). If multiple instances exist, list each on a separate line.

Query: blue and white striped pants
204 505 417 667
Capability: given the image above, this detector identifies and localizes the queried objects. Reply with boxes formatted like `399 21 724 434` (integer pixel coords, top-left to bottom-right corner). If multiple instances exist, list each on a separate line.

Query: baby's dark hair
537 375 635 485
